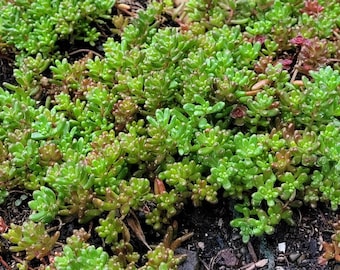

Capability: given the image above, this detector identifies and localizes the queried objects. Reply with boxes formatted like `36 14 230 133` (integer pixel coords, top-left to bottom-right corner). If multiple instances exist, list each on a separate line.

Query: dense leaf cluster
0 0 340 268
0 0 115 56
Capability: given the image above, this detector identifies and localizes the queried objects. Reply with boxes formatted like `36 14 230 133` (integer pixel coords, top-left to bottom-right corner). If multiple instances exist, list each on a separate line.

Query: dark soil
0 51 15 86
177 200 340 270
1 191 339 269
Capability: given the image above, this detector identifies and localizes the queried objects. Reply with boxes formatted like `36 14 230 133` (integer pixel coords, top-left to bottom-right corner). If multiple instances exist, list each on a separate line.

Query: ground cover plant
0 0 339 269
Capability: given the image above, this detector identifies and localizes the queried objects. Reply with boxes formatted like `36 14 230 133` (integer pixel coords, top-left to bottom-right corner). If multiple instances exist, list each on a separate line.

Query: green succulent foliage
50 57 89 90
0 87 37 137
83 131 126 194
145 98 225 157
193 126 233 166
209 133 270 195
122 1 164 48
298 1 340 38
281 68 340 128
8 138 41 175
146 189 182 230
29 186 59 223
2 221 59 260
0 0 116 56
251 170 279 207
263 0 297 27
92 177 151 217
231 200 294 243
31 107 68 140
116 178 151 216
299 67 340 126
141 27 197 72
141 243 182 270
53 85 115 143
54 245 111 270
278 169 309 201
246 19 273 36
318 121 340 162
109 240 140 269
1 0 340 268
230 215 274 244
51 229 113 270
96 211 124 244
43 158 93 200
310 159 340 211
3 53 51 97
0 95 50 189
186 0 262 30
159 159 202 193
158 158 221 206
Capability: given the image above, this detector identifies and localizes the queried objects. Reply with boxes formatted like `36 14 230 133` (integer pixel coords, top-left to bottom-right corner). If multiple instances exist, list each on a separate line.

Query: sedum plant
28 186 60 223
2 221 60 261
47 228 115 270
0 0 116 57
0 0 340 268
319 220 340 265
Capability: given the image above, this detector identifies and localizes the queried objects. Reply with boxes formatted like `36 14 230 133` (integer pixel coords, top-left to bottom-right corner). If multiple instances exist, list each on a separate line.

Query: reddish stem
0 256 11 270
